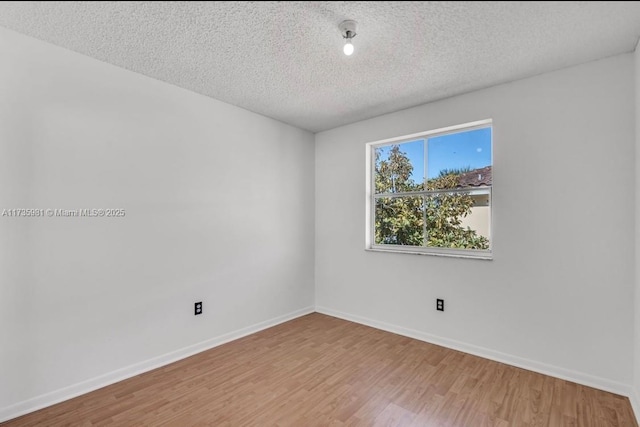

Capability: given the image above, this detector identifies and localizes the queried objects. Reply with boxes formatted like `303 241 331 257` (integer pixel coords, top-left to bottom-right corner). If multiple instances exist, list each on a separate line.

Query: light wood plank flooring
3 313 637 426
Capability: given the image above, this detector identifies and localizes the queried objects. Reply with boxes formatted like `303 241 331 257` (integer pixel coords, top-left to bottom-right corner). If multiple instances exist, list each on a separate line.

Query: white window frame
365 119 493 260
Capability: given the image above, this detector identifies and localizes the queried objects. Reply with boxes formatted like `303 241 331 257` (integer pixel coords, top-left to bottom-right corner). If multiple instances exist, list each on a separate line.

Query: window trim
365 119 493 260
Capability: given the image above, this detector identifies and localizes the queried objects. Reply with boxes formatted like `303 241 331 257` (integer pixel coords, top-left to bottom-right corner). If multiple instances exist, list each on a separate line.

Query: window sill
365 247 493 260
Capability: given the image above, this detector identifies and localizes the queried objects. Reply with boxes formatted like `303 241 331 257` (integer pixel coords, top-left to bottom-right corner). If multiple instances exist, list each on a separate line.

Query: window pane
368 121 493 258
375 140 424 193
425 192 490 250
375 196 424 246
427 128 492 190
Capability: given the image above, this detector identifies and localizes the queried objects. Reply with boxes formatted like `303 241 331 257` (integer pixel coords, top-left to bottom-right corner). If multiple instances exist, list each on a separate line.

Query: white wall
634 39 640 415
316 54 635 393
0 27 315 418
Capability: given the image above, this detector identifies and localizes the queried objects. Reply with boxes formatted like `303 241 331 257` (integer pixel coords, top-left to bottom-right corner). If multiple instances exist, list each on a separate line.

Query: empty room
2 1 640 425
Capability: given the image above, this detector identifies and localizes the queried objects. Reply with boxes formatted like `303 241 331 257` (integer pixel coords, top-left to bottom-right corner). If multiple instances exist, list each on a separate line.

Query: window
366 120 492 259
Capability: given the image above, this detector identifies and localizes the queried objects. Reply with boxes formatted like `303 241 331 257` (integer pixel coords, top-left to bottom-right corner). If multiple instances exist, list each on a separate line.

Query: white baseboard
4 306 635 424
630 387 640 424
0 306 314 423
315 306 632 398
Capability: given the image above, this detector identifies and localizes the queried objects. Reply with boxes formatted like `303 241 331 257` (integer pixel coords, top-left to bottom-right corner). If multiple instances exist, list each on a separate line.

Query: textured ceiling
1 1 640 132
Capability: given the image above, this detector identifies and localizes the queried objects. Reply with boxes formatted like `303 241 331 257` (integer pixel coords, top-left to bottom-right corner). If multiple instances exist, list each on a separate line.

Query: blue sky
376 127 492 182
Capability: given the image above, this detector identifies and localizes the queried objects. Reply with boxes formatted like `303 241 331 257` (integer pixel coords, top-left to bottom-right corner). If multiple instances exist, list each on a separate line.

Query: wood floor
3 313 637 426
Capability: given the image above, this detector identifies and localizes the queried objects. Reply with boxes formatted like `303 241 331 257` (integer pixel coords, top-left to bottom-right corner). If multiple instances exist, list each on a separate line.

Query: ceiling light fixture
339 20 357 56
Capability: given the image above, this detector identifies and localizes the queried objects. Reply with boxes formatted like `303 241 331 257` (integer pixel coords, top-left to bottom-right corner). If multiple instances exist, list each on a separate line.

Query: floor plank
2 313 637 426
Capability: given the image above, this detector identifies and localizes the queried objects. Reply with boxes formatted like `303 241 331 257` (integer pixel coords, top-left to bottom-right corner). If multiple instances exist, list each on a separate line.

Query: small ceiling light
339 20 357 56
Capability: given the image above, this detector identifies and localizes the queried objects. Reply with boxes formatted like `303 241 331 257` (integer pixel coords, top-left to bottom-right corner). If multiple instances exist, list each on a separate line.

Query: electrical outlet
436 299 444 312
194 301 202 315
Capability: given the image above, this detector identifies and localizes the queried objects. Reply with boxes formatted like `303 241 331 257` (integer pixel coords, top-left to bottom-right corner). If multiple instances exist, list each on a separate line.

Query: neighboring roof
457 166 492 187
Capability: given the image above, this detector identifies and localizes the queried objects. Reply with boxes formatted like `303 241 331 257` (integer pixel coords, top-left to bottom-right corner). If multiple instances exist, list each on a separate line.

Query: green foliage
437 167 472 178
375 145 421 194
375 196 424 246
374 146 423 245
374 145 489 250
